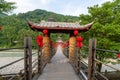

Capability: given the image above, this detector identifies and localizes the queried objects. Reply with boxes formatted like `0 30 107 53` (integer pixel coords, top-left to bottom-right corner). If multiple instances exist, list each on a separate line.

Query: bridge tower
28 20 93 63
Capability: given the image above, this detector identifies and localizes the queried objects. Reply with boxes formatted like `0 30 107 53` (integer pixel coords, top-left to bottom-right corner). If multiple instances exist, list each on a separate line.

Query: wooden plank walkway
37 46 80 80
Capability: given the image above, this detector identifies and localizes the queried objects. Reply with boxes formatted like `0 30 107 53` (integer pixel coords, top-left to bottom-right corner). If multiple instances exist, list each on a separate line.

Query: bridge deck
37 46 80 80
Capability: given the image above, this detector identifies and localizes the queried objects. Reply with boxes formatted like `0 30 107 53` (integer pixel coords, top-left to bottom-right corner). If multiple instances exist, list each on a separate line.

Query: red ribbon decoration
36 35 43 47
76 36 83 48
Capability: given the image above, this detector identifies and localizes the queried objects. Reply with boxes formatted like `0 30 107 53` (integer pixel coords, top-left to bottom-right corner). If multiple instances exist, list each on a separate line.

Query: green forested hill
17 9 79 22
0 9 79 47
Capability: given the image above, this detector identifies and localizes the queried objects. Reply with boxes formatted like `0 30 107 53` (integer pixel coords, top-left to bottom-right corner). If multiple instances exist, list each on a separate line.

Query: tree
79 0 120 46
79 0 120 72
0 0 16 13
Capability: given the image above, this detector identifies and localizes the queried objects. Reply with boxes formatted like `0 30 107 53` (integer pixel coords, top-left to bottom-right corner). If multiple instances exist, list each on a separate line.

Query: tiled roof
28 21 93 32
33 21 82 29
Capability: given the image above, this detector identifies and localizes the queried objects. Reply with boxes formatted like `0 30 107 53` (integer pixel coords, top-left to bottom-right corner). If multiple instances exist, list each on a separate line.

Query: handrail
95 59 120 71
86 39 120 80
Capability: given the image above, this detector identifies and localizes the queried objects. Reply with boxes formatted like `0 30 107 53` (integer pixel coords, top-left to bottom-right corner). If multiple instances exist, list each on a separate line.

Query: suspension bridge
0 20 120 80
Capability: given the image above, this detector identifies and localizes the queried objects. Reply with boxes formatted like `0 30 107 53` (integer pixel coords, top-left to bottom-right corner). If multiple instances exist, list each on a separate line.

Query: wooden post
76 48 80 74
75 48 80 74
38 47 41 74
24 37 32 80
88 39 96 80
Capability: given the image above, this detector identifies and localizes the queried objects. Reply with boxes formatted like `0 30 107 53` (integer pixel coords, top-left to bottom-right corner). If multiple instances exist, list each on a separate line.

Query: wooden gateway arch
28 20 93 63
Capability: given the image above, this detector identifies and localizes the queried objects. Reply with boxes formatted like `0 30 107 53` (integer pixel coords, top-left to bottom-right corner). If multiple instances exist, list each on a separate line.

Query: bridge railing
63 38 120 80
0 37 53 80
0 47 25 80
87 39 120 80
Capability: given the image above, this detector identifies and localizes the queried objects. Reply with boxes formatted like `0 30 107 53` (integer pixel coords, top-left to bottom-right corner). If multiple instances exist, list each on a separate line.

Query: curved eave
27 21 93 33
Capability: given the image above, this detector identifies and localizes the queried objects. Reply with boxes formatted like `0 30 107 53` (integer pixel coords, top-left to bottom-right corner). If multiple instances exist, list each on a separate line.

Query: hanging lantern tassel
74 30 79 36
36 35 43 47
43 29 48 35
76 36 83 48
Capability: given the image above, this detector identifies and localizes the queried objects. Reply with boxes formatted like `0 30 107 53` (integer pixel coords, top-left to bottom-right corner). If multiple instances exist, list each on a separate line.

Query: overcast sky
6 0 113 16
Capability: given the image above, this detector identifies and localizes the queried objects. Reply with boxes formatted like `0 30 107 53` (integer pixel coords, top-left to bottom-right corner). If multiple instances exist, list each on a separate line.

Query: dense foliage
0 0 16 13
80 0 120 61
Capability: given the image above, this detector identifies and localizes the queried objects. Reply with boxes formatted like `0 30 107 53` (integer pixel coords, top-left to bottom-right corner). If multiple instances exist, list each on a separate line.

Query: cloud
5 0 114 16
6 0 35 13
6 0 52 13
60 3 86 16
39 0 51 5
100 0 113 4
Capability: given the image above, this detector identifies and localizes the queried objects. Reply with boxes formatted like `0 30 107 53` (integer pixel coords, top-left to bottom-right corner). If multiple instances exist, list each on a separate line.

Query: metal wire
32 52 37 55
0 46 25 51
96 48 120 54
83 46 119 54
95 59 120 71
0 57 24 69
32 62 38 69
32 58 38 63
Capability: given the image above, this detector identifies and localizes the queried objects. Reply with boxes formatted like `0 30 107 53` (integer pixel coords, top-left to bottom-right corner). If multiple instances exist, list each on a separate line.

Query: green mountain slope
17 9 79 22
0 9 79 47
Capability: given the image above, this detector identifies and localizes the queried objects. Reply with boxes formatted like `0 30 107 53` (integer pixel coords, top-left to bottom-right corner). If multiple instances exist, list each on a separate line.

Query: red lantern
36 35 43 47
76 36 83 48
77 36 83 42
74 30 78 36
77 42 83 48
118 53 120 59
43 29 48 35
